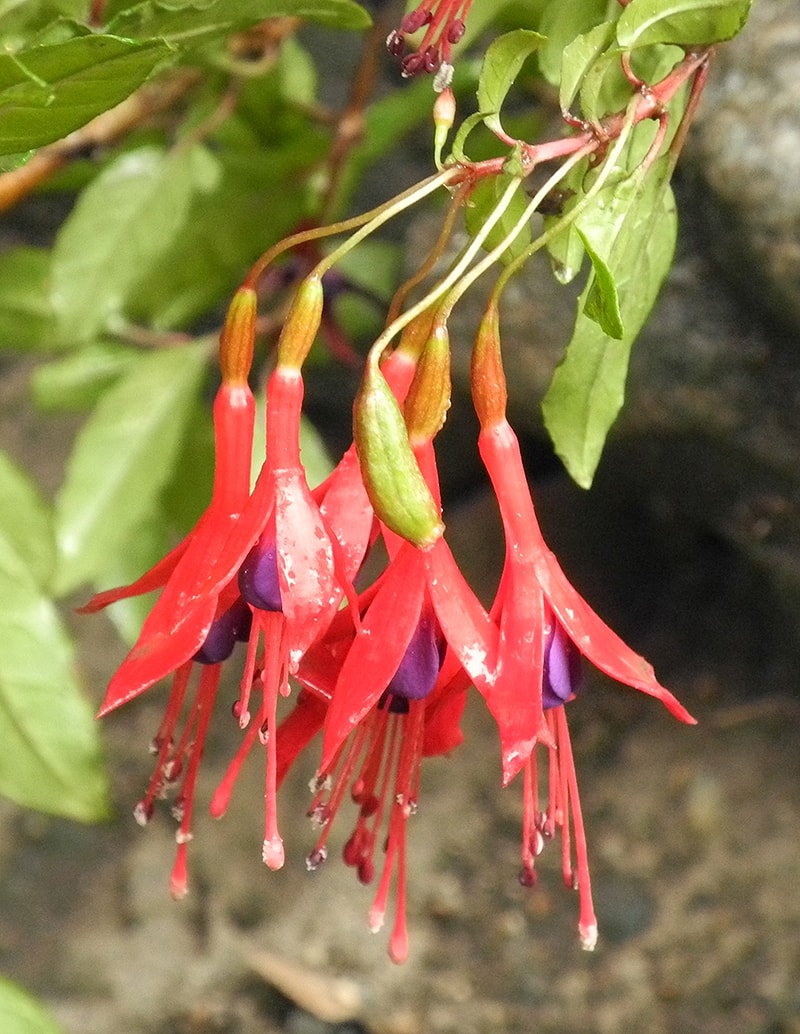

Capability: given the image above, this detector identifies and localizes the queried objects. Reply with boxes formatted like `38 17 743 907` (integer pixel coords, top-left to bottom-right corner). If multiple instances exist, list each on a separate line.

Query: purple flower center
382 609 444 713
542 622 582 709
194 597 252 665
238 538 282 612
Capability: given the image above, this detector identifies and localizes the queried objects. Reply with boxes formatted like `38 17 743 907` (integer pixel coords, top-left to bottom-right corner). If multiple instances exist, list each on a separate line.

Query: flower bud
404 317 451 445
219 286 257 385
394 306 435 361
354 360 443 548
433 87 455 132
276 274 324 369
433 86 455 163
470 300 508 429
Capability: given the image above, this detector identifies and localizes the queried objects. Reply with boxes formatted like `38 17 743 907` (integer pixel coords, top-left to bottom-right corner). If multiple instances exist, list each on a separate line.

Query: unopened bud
404 318 451 445
354 360 443 548
433 86 455 163
219 286 257 385
470 300 507 428
276 274 324 369
433 87 455 130
396 306 437 363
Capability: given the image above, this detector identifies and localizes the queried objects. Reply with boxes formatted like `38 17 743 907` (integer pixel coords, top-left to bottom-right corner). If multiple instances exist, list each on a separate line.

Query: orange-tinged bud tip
396 306 437 364
354 359 443 548
471 301 507 429
276 274 324 370
219 286 257 385
405 318 451 445
433 87 456 133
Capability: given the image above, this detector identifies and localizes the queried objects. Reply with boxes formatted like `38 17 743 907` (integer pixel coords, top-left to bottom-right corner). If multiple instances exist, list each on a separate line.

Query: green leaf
542 166 677 487
477 28 544 135
573 172 642 338
617 0 752 48
278 35 317 105
578 227 623 339
0 535 111 822
108 0 370 45
0 35 172 155
0 976 66 1034
538 0 609 87
0 450 55 587
50 144 215 344
128 140 318 328
0 247 59 351
95 513 172 645
53 341 209 596
160 396 215 531
31 342 141 412
464 172 531 263
559 21 615 114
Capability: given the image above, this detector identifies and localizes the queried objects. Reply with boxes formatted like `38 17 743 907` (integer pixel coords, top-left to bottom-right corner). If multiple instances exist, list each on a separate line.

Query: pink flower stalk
386 0 473 85
470 302 695 948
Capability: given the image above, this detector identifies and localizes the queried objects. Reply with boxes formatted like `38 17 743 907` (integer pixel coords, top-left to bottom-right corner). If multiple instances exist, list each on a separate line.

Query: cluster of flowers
84 179 693 960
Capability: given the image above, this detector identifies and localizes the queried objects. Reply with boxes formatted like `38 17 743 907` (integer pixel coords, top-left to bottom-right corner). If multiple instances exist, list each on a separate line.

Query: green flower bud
276 274 324 369
219 286 257 385
354 360 444 549
405 317 451 445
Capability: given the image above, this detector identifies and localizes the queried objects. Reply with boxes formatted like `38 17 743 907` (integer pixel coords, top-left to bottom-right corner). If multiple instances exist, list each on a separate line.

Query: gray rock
686 0 800 331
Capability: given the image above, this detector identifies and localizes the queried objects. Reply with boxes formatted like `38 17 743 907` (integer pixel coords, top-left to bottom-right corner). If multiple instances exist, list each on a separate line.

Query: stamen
260 614 288 870
554 706 598 950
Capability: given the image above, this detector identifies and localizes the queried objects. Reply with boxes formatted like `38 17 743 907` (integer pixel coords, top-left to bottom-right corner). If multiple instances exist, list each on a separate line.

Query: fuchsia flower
86 244 694 960
470 302 695 949
84 277 368 885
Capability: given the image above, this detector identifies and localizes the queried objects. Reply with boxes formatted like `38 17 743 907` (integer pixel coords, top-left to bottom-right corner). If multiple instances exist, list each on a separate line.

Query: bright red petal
318 446 374 583
98 593 218 715
274 467 338 668
479 421 694 725
492 562 552 784
421 656 468 757
423 537 499 688
320 545 425 768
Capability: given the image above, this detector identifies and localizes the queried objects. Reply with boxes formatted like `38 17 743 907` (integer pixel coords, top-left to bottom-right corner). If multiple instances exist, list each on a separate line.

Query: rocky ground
2 3 800 1033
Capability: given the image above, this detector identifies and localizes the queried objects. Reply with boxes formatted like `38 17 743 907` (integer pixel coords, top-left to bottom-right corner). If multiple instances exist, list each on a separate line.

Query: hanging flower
81 287 258 710
469 301 695 948
295 548 468 964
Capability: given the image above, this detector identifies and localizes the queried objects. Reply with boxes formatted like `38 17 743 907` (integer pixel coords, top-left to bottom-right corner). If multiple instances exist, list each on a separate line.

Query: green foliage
476 28 544 136
542 161 678 486
51 144 215 343
0 453 110 821
0 977 66 1034
0 248 59 351
106 0 370 44
53 340 210 595
0 35 173 154
616 0 753 48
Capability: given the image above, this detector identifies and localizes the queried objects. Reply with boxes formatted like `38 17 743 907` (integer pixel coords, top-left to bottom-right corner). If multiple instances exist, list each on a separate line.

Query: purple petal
194 597 252 665
543 623 582 709
387 609 443 703
238 538 282 612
